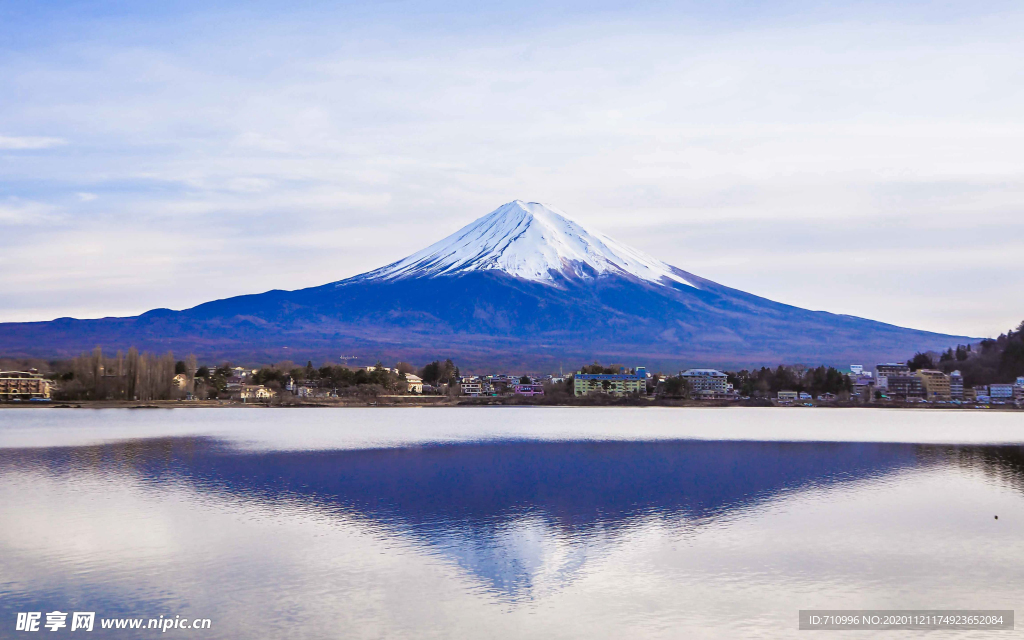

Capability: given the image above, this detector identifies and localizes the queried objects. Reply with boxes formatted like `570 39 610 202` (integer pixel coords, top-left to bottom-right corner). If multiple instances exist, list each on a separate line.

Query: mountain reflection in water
7 438 1022 601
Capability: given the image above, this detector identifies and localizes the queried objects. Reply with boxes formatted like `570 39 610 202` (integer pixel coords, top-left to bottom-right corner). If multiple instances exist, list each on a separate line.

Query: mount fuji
0 200 969 369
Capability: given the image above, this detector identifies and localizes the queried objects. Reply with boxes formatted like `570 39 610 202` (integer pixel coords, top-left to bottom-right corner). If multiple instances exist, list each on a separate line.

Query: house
239 384 274 402
679 369 729 400
404 374 423 394
777 391 798 402
172 373 189 389
486 375 516 396
573 367 647 396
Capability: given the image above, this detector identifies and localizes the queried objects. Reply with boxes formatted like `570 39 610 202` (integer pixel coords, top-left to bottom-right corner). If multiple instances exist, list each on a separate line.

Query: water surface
1 408 1022 638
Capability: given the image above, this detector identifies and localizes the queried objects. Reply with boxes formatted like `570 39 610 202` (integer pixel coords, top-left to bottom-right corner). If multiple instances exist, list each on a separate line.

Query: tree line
49 347 189 401
906 319 1024 387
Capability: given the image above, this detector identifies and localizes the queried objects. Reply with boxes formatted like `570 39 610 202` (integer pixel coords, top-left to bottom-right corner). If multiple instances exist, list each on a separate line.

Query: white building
240 385 274 402
404 374 423 394
949 370 964 399
460 377 483 396
679 369 729 399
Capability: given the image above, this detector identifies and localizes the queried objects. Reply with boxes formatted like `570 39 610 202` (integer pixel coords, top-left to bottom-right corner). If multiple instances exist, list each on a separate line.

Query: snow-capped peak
348 200 696 288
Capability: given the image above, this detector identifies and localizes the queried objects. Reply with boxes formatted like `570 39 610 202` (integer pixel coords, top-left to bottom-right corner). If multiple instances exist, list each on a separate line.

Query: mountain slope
352 200 695 288
0 201 972 369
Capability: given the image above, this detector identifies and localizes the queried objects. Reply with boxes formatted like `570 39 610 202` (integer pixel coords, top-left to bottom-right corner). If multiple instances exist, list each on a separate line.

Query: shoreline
1 398 1020 411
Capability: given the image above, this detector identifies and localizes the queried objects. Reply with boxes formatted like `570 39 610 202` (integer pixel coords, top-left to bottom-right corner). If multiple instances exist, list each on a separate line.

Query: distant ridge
0 200 972 369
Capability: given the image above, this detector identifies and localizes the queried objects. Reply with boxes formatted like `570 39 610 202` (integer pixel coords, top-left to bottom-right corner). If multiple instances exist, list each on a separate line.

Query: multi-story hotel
0 371 51 401
915 369 951 401
949 370 964 399
875 363 911 389
886 374 924 399
574 367 647 396
989 384 1015 401
679 369 730 399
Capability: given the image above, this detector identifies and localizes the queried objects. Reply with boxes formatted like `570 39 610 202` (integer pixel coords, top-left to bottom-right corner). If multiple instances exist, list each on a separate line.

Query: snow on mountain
347 200 696 289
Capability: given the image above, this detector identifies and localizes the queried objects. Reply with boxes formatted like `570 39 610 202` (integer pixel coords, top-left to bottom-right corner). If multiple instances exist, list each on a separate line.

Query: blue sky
2 0 1023 338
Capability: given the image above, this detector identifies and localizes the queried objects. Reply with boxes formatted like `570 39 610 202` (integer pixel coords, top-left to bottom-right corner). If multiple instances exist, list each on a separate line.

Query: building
886 374 924 399
777 391 798 402
514 383 545 397
460 377 483 396
679 369 729 400
574 367 647 397
989 384 1015 402
949 371 964 399
239 385 274 402
875 363 911 389
852 374 875 400
172 373 189 389
915 369 951 401
850 365 864 375
483 375 517 396
0 371 51 401
404 374 423 394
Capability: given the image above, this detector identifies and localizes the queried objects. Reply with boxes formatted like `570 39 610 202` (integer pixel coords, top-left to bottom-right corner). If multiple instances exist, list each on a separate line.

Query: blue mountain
0 201 969 368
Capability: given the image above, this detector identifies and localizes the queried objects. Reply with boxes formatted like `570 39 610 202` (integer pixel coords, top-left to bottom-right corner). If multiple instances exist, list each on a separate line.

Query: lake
1 407 1022 638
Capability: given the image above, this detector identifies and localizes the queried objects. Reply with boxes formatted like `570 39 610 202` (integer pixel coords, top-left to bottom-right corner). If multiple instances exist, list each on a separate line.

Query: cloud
0 135 66 149
0 2 1023 336
0 199 59 225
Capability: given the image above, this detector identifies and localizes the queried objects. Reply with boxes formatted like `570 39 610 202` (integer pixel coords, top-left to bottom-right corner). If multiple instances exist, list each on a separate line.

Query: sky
1 0 1022 338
